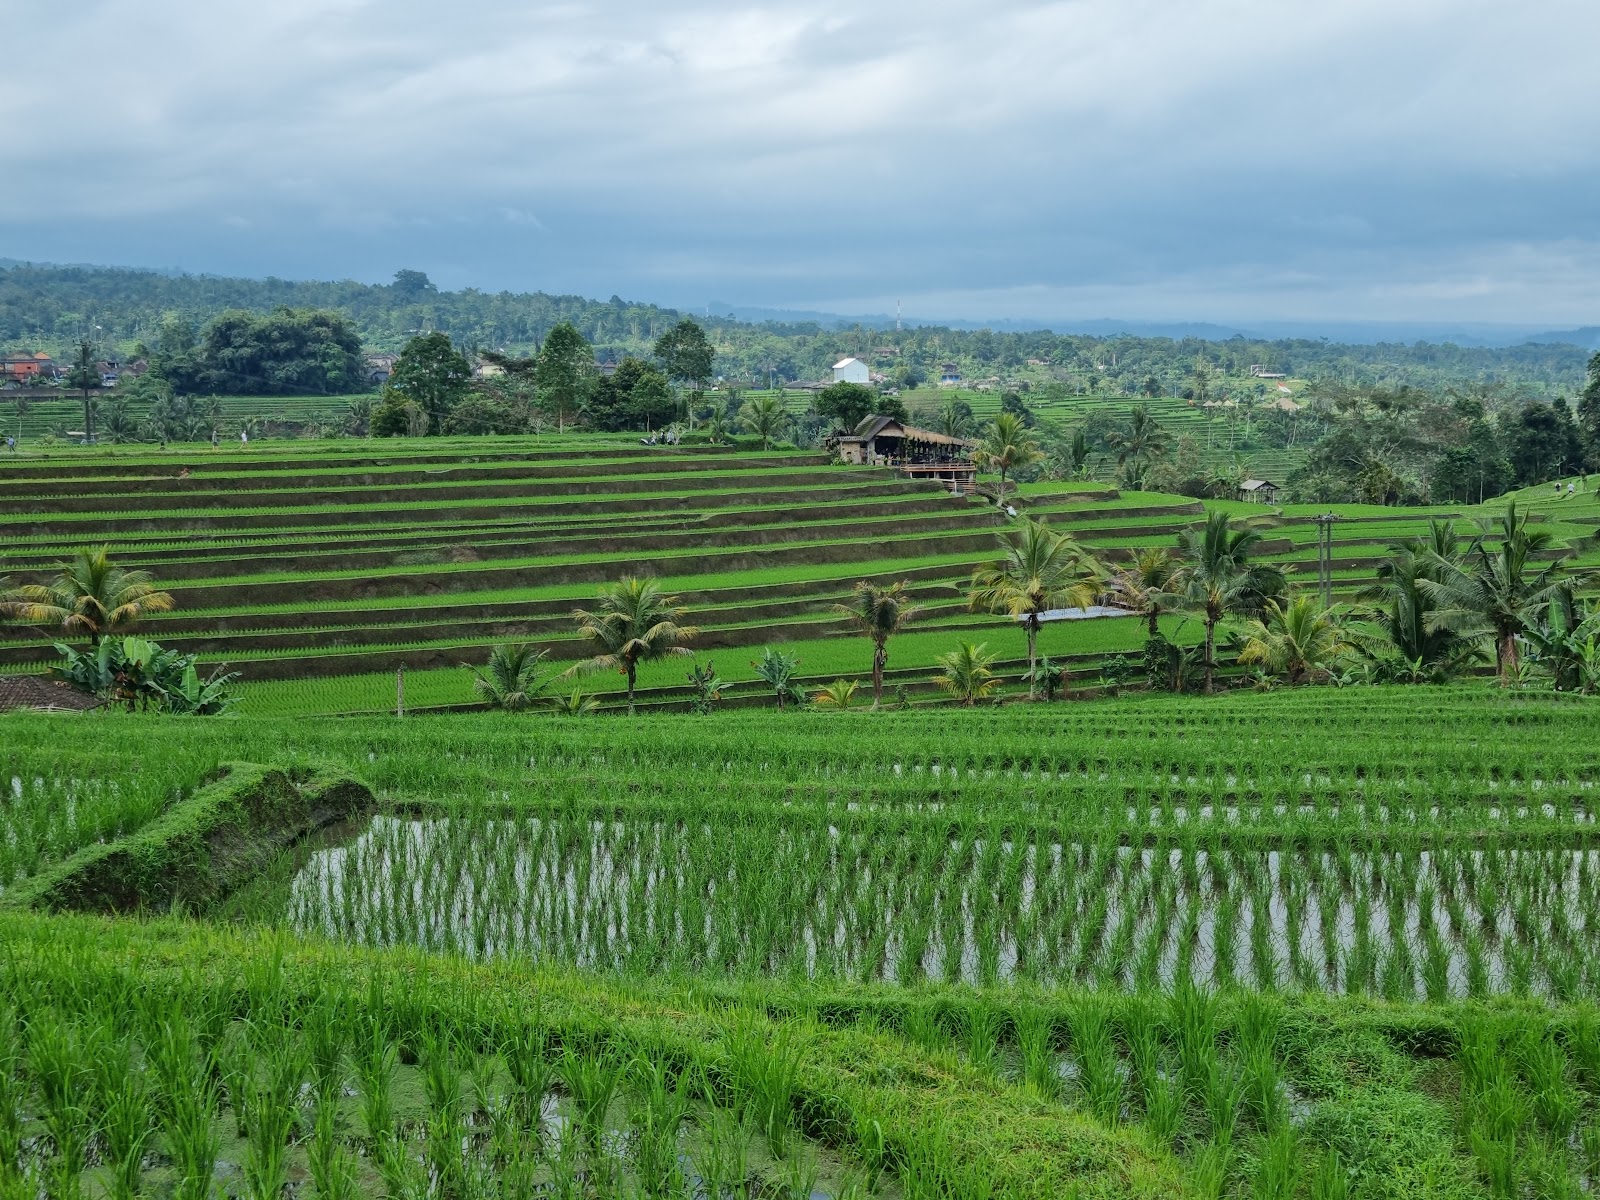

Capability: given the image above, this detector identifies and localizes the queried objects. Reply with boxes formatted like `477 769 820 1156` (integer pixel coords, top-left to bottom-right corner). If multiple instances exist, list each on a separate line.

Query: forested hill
1 261 1592 395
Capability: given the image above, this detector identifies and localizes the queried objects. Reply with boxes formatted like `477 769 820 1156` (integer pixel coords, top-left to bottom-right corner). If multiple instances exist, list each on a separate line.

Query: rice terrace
2 351 1600 1200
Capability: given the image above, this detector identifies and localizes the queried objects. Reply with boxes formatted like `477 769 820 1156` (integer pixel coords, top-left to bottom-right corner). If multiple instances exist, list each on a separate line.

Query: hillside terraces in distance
0 435 1591 715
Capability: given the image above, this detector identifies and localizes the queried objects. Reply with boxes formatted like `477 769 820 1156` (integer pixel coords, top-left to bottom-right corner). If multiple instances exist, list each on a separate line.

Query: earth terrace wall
0 479 939 536
0 452 837 497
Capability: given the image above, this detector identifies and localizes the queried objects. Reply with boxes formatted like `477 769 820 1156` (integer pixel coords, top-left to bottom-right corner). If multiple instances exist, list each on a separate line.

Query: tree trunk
626 660 637 714
1498 630 1518 685
1025 617 1039 699
1203 617 1217 694
872 641 887 708
1147 608 1160 638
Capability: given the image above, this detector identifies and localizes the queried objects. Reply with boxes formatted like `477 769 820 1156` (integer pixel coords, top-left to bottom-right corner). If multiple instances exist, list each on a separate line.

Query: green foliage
382 332 472 432
52 636 239 714
815 382 882 432
968 518 1101 696
569 576 697 713
832 580 922 707
811 678 860 708
584 356 675 432
931 641 1000 705
973 411 1043 498
685 660 725 713
738 395 790 449
468 643 553 711
535 321 595 431
750 647 804 709
7 546 174 644
652 318 714 394
152 307 367 397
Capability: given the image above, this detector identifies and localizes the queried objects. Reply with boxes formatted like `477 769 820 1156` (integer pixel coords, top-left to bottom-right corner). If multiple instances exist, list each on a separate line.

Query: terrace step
155 529 1008 608
0 494 979 574
0 452 835 497
0 478 939 536
0 465 877 516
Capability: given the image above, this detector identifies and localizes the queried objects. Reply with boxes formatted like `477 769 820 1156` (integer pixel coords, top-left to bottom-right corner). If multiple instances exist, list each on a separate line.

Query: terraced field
0 437 1590 714
7 692 1600 1199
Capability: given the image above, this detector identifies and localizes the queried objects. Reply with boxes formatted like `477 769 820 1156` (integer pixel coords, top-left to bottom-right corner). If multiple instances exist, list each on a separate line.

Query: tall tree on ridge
536 322 595 433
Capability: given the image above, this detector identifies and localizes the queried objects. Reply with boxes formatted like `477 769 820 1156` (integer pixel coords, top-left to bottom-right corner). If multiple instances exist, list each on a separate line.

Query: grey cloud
3 0 1598 323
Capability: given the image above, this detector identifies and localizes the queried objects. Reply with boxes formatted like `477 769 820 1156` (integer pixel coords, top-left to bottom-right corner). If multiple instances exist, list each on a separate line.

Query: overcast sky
4 0 1598 327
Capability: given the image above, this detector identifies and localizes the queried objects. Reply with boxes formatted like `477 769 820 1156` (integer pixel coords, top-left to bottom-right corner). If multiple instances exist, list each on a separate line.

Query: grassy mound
1 762 373 913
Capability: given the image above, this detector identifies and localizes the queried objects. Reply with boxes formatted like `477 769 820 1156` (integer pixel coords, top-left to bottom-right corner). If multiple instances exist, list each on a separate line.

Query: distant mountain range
708 301 1600 350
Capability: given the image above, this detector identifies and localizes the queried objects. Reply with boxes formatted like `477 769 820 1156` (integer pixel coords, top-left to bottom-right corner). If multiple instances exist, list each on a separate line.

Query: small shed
832 357 869 385
1238 479 1279 504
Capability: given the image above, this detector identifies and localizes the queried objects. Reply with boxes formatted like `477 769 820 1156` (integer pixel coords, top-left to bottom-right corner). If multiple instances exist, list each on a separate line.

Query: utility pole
1311 514 1339 608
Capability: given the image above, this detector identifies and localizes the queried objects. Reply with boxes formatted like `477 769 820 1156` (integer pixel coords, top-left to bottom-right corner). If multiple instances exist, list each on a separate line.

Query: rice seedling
722 1017 808 1159
627 1056 689 1198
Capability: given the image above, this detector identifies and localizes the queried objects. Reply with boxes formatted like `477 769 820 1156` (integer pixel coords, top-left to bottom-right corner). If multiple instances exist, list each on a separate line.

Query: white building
831 357 869 385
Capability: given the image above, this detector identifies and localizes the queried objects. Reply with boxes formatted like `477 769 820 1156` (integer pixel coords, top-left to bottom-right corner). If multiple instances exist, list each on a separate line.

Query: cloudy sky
4 0 1599 327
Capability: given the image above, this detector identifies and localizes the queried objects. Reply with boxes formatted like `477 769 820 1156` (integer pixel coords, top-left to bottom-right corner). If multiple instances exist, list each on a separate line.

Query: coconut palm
1356 521 1481 680
706 410 732 444
7 547 175 645
1237 595 1351 684
1105 404 1170 472
468 643 553 712
973 412 1042 501
1103 547 1180 637
551 689 600 716
812 678 861 709
1418 501 1573 683
936 398 975 439
968 519 1102 698
832 580 922 708
933 642 1001 706
738 396 790 450
569 576 698 714
1172 511 1286 693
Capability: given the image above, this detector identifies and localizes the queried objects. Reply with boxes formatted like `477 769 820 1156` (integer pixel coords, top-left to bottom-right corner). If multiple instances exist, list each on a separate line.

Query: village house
0 352 55 385
1238 479 1280 504
831 356 869 385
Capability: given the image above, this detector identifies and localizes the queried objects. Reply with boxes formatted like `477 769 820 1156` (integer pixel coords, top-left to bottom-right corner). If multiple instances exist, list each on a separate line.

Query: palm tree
468 643 552 711
1106 405 1170 473
933 642 1001 706
706 410 731 444
968 519 1102 698
1237 595 1351 684
973 412 1042 501
1172 512 1286 693
1418 501 1573 683
833 580 922 708
1356 521 1481 680
936 398 974 439
1103 547 1179 637
569 576 699 714
812 678 861 709
550 689 600 716
738 396 789 450
7 547 175 645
